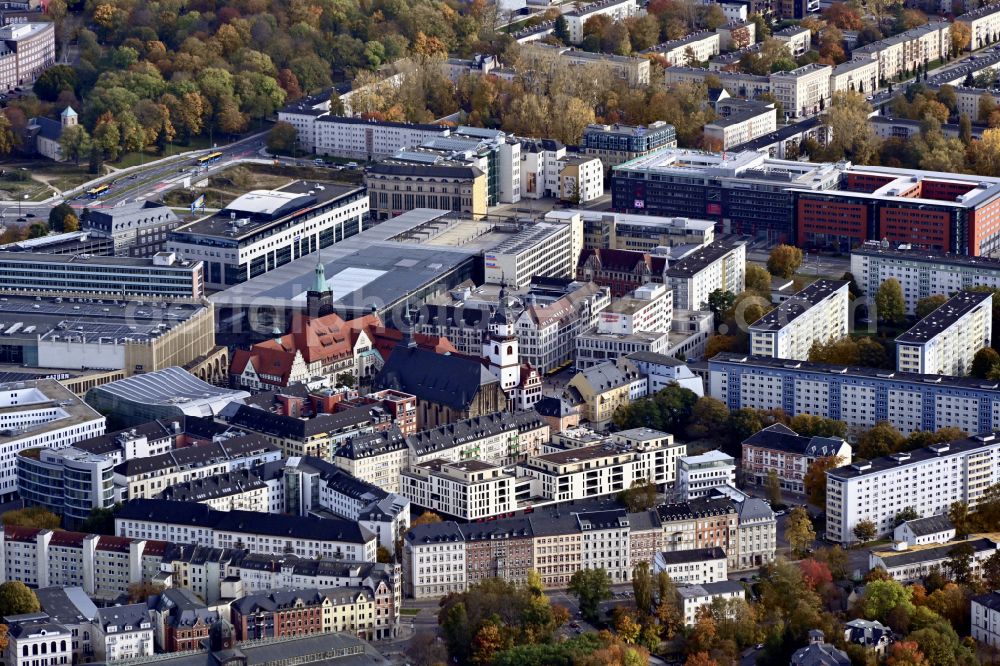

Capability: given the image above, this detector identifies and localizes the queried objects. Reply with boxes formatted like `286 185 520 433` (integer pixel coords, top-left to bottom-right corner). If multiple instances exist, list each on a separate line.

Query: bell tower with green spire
306 252 333 318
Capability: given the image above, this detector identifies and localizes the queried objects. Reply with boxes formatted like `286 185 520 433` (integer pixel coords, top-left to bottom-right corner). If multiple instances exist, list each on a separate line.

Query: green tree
857 421 905 459
33 64 77 101
727 408 764 448
916 294 947 319
27 222 48 239
945 542 975 584
893 507 920 527
765 470 782 505
853 519 878 544
554 14 570 42
59 124 91 165
568 567 611 622
745 264 772 296
48 202 75 232
80 504 119 535
0 113 15 156
784 506 816 555
789 414 847 438
972 347 1000 379
983 550 1000 590
949 501 970 538
0 581 39 617
687 396 729 439
804 455 843 508
1 506 60 529
875 278 906 326
863 579 913 623
767 244 803 278
959 112 973 146
613 385 699 433
335 372 356 388
620 478 657 513
632 561 653 615
707 289 736 323
266 121 298 155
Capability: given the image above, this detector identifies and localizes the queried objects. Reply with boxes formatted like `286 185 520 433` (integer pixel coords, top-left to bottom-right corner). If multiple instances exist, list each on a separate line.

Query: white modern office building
662 241 746 311
677 450 737 500
826 434 1000 545
167 185 369 288
0 379 106 503
749 280 850 360
895 290 993 375
483 218 583 289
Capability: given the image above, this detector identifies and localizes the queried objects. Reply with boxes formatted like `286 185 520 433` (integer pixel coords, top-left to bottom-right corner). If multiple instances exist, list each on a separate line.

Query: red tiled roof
96 535 132 552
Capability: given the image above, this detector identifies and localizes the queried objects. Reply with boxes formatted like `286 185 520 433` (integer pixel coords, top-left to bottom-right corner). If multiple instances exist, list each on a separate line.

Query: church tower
483 283 520 390
306 253 333 318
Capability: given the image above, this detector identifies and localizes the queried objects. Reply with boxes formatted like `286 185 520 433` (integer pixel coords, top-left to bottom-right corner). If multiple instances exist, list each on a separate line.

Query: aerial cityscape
4 0 1000 664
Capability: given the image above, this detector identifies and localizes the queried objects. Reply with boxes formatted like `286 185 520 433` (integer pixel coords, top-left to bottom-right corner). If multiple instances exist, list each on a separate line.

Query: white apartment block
406 411 550 468
676 580 746 626
677 450 736 500
958 5 1000 51
773 26 811 57
316 116 447 160
704 104 777 150
575 330 671 369
520 139 566 200
559 155 604 204
749 280 850 361
276 97 329 153
852 243 1000 314
895 290 992 376
115 499 378 562
401 523 466 599
5 619 73 666
650 31 721 66
564 0 640 45
484 218 583 289
770 64 831 120
826 434 1000 546
520 436 684 503
854 21 951 82
400 459 516 521
596 283 673 336
578 510 632 583
972 592 1000 649
0 379 106 503
93 606 154 663
663 241 746 311
652 547 728 585
830 58 880 94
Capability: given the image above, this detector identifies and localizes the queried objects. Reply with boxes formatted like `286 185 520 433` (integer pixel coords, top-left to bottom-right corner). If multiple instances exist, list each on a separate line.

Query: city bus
86 184 110 198
197 151 223 166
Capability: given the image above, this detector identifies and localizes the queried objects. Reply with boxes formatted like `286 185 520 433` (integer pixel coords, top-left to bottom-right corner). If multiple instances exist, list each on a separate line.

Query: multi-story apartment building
677 451 736 500
83 201 181 257
742 423 852 494
17 446 117 527
112 436 281 500
676 581 746 626
565 356 646 428
581 122 677 168
401 522 467 598
647 32 721 66
895 290 993 375
958 5 1000 51
93 605 154 663
563 0 639 44
851 243 1000 314
406 411 549 467
972 591 1000 649
709 352 1000 435
558 154 604 204
401 459 516 521
830 58 880 94
652 547 728 584
4 617 73 666
365 160 487 220
0 22 54 91
749 280 850 360
520 435 684 502
231 587 380 642
311 116 446 158
826 434 1000 545
0 251 204 298
770 64 831 119
520 139 566 199
853 20 950 81
116 498 378 561
576 240 746 308
333 427 409 493
773 26 811 56
167 186 368 289
148 588 220 653
0 379 105 503
704 101 778 150
576 283 673 369
484 219 583 289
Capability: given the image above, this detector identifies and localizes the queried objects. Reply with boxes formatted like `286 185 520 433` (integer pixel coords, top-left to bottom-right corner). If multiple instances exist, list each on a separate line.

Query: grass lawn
400 608 421 616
